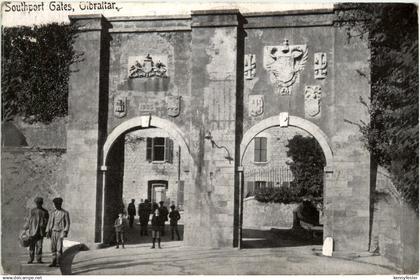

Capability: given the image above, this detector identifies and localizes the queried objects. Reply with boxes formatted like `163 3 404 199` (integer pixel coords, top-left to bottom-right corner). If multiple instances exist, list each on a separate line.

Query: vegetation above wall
255 135 325 206
335 3 419 212
2 23 78 123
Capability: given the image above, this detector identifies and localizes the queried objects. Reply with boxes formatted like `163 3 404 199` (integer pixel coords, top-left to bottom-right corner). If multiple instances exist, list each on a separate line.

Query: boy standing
114 213 128 248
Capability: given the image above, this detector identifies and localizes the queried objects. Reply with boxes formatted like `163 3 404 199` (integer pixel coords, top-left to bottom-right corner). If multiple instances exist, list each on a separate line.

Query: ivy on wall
1 23 79 123
335 3 419 212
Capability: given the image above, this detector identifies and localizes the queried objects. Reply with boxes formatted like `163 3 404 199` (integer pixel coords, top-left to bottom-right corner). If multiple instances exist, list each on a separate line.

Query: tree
254 135 326 205
286 135 326 203
335 3 419 211
1 23 78 123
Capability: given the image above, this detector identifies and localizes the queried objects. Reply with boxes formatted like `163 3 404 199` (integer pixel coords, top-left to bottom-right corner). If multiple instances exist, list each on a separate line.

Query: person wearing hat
168 205 181 240
23 197 49 264
127 199 136 229
46 197 70 267
114 212 128 248
158 201 168 236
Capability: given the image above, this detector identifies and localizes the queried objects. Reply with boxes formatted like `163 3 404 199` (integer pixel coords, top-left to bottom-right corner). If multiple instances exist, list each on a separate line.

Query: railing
244 166 294 196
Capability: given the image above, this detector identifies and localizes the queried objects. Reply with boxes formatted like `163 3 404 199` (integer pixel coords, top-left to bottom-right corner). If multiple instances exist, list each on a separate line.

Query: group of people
22 197 70 267
115 199 181 249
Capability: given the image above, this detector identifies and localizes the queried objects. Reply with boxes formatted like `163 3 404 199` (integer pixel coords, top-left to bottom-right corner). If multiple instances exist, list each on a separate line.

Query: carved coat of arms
249 95 264 117
314 52 328 79
166 96 181 117
114 96 127 118
128 54 168 79
244 54 256 80
263 39 308 95
304 86 322 118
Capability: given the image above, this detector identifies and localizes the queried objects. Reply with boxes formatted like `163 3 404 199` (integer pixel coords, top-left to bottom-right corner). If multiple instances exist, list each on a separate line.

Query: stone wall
1 117 67 148
370 168 419 273
243 198 298 229
122 128 185 208
1 147 67 274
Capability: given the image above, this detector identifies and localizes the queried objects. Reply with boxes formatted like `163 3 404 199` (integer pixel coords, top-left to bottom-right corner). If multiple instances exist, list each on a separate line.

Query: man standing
23 197 49 264
169 205 181 241
127 199 136 228
158 201 168 236
139 199 151 236
46 197 70 267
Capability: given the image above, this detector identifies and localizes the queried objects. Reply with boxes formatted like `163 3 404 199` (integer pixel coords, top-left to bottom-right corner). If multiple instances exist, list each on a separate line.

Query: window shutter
164 137 170 162
261 137 267 162
146 137 152 161
169 139 174 163
254 138 260 162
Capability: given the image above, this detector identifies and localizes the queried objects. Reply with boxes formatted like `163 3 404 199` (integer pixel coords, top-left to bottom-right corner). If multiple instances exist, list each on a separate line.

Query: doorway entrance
238 115 334 249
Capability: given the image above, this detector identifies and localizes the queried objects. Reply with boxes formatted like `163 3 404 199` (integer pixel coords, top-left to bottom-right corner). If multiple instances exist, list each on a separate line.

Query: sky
1 1 336 26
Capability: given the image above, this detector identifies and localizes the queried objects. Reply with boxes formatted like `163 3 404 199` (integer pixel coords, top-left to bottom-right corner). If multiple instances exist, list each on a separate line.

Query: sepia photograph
0 0 418 277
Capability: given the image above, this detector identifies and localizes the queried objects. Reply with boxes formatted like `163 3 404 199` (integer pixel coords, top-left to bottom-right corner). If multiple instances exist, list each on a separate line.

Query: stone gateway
65 8 373 253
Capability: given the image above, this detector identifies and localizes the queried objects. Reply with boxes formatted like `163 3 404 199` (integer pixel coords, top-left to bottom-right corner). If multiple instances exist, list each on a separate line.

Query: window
146 137 173 163
254 137 267 162
255 181 267 191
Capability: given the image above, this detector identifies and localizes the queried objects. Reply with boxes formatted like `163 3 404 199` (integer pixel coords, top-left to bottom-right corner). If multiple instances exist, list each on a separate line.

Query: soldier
127 199 136 228
138 199 151 236
114 212 128 249
23 197 49 264
46 197 70 267
169 205 181 241
158 201 168 236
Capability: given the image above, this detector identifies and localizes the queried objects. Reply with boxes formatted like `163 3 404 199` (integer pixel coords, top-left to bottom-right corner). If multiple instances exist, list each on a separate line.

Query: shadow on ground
242 227 323 249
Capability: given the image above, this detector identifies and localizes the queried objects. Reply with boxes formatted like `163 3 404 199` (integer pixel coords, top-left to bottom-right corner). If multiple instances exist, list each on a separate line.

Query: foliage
335 3 419 211
1 23 78 123
286 135 326 201
254 135 325 206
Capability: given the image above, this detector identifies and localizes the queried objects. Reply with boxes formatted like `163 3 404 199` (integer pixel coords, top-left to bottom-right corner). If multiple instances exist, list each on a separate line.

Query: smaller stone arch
102 115 192 167
240 115 333 167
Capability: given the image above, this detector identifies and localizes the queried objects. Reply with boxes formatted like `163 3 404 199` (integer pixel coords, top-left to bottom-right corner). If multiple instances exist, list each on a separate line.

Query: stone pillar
186 10 243 247
65 15 109 246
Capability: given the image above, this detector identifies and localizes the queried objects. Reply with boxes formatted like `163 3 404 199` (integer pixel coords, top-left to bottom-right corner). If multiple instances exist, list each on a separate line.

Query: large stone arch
237 114 334 248
102 115 192 168
99 115 193 244
240 115 333 167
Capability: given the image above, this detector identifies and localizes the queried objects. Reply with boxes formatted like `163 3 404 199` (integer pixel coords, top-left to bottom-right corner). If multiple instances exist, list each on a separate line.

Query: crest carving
304 86 322 118
279 112 289 127
114 96 127 118
249 95 264 117
166 96 181 117
128 54 168 79
314 52 328 79
244 54 256 80
263 39 308 95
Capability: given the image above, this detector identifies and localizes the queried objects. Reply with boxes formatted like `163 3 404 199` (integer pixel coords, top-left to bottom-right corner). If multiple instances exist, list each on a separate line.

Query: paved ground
68 225 398 275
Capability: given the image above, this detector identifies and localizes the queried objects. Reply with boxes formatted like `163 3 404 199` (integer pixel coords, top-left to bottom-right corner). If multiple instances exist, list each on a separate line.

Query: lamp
204 131 234 163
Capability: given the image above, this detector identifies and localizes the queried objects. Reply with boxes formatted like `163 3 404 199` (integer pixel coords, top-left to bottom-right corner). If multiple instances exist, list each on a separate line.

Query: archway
99 115 193 245
238 114 334 248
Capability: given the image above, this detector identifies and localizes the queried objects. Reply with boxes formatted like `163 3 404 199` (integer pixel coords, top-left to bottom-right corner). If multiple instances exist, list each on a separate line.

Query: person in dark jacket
150 209 163 249
138 199 151 236
158 201 168 236
114 212 128 249
23 197 49 264
169 205 181 240
127 199 136 228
